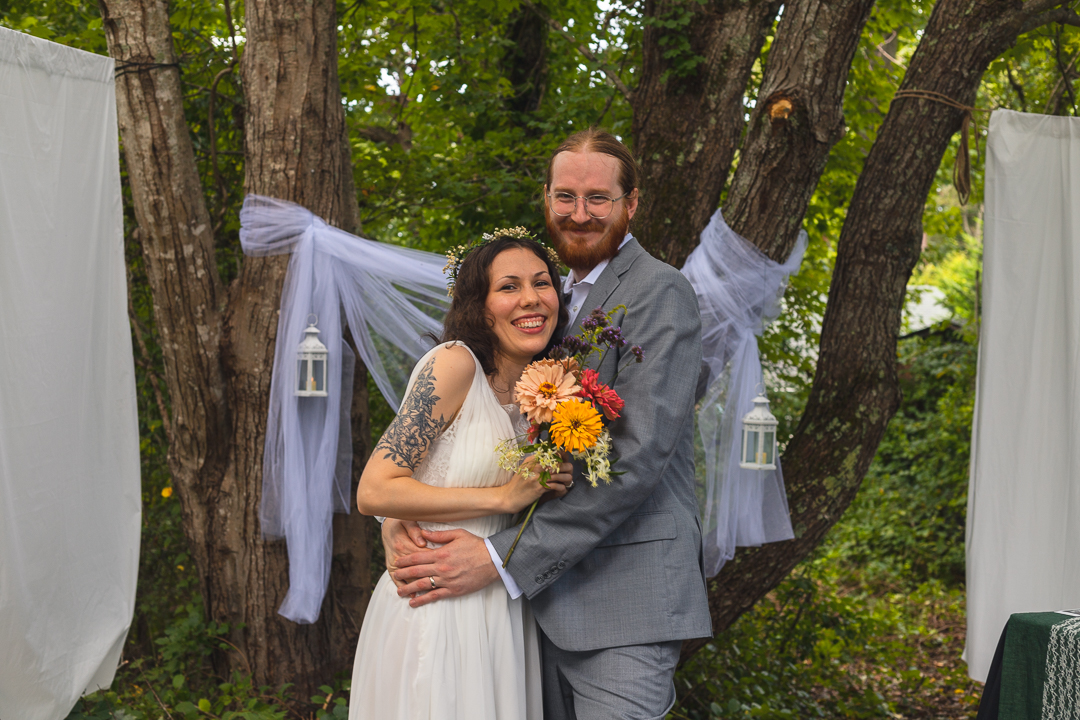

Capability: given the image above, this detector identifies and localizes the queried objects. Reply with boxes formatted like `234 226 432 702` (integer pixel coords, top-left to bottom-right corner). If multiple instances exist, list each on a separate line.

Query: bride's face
485 247 560 367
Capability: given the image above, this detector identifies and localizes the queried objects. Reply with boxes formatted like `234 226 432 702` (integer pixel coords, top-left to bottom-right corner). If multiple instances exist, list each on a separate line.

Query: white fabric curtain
0 28 140 720
967 108 1080 682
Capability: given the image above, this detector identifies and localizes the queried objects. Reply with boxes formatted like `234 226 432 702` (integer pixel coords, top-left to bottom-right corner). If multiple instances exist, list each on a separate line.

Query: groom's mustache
555 216 605 234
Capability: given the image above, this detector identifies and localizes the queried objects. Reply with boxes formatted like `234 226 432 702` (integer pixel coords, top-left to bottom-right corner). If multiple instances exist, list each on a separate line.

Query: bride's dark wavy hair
441 236 569 377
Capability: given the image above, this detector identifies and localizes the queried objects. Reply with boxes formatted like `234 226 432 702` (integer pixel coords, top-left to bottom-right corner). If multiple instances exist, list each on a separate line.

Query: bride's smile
484 247 560 368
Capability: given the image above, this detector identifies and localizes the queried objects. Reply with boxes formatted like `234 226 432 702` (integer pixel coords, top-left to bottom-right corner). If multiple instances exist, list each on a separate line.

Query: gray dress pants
540 627 681 720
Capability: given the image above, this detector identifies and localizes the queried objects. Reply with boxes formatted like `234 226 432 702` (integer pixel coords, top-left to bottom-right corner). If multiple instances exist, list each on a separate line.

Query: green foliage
826 331 976 588
64 606 354 719
65 604 306 720
641 0 708 83
670 561 982 719
986 20 1080 117
0 0 106 54
338 0 636 248
914 219 983 337
673 562 903 719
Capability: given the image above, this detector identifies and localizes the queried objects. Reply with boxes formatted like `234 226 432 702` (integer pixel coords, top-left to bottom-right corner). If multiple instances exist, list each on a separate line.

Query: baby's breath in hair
444 226 561 296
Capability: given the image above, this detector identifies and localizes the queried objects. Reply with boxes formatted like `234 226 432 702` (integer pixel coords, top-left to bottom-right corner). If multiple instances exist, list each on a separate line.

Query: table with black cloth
976 611 1080 720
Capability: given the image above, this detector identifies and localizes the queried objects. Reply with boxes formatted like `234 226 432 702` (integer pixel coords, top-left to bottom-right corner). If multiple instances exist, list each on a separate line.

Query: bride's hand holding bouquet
496 305 643 566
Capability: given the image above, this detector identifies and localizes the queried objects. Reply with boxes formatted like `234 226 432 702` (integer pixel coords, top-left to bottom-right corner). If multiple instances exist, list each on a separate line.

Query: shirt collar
562 233 634 293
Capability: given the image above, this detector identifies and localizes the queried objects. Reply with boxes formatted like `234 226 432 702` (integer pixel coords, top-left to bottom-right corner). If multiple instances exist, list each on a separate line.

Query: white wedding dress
349 343 543 720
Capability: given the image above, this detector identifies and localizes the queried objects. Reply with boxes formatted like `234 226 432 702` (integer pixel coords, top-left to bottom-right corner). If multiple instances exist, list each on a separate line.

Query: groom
388 128 712 719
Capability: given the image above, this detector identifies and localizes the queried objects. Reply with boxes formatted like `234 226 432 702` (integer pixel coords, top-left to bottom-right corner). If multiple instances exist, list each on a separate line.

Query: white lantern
295 317 328 397
740 392 778 470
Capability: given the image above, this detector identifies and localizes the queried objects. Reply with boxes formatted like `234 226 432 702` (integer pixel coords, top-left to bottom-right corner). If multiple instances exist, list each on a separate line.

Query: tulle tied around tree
681 209 807 577
239 195 450 623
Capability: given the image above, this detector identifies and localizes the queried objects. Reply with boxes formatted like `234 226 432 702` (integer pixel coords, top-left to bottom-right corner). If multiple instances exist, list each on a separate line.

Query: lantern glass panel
312 358 325 393
744 429 758 465
297 358 307 393
764 430 775 464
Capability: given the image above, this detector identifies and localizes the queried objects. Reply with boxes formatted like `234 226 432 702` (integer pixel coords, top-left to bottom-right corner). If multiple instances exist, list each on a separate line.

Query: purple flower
556 335 592 356
588 307 609 328
630 345 644 363
598 326 627 348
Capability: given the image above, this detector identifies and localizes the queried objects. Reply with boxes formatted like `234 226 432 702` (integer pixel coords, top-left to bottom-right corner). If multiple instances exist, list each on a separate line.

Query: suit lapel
570 239 646 333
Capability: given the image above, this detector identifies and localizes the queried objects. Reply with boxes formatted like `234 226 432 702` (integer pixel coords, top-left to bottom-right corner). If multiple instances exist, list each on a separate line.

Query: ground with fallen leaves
670 568 986 719
816 579 983 719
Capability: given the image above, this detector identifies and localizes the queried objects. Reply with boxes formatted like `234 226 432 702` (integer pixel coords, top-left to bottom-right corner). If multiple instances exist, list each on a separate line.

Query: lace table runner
1042 615 1080 718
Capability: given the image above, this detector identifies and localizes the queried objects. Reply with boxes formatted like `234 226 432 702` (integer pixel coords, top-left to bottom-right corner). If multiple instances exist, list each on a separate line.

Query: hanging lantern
296 316 328 398
740 391 778 470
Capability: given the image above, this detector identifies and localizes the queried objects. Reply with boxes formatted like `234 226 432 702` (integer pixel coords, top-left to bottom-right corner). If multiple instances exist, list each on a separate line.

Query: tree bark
99 0 229 626
723 0 877 262
101 0 375 695
631 0 781 267
682 0 1063 661
216 0 370 692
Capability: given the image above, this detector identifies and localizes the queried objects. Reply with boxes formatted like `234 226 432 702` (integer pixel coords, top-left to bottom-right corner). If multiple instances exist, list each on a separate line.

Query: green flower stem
502 500 539 568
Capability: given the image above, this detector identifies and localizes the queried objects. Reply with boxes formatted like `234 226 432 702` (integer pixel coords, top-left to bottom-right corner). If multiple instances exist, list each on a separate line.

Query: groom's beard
546 204 630 272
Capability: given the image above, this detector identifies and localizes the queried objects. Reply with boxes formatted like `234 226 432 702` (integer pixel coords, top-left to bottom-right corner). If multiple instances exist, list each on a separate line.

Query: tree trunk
682 0 1061 661
631 0 781 267
101 0 375 695
503 2 549 122
99 0 229 633
723 0 877 261
218 0 373 692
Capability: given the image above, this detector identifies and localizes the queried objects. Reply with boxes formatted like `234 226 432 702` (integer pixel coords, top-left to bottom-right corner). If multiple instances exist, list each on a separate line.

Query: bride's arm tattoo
375 357 448 470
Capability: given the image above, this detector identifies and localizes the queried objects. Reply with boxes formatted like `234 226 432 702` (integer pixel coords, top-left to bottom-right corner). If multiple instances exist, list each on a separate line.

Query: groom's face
545 150 638 274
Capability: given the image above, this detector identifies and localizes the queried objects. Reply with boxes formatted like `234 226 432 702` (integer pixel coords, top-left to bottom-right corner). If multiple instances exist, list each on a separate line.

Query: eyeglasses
547 192 630 220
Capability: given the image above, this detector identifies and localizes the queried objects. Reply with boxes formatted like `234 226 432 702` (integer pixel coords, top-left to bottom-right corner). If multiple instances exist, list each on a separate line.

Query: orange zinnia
515 359 581 424
550 399 603 453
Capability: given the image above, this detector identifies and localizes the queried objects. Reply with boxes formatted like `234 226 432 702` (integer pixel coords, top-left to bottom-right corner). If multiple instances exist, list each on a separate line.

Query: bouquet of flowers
496 305 644 566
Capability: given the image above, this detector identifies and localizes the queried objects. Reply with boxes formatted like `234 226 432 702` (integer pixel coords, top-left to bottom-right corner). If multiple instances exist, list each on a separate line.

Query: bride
349 230 572 719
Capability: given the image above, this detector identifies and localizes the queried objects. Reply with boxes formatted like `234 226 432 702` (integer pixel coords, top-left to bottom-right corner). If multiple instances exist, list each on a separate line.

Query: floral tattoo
375 356 447 470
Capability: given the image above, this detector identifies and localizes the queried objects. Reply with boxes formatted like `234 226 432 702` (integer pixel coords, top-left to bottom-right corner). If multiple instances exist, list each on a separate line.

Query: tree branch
1021 6 1080 34
356 123 413 149
1021 0 1073 17
1005 59 1028 111
1046 26 1080 113
519 0 633 102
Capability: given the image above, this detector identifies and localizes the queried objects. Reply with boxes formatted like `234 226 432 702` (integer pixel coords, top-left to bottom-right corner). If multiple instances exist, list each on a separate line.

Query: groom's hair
545 128 640 196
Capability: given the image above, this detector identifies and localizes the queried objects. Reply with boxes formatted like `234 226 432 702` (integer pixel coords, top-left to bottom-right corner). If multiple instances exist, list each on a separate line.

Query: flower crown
443 226 562 296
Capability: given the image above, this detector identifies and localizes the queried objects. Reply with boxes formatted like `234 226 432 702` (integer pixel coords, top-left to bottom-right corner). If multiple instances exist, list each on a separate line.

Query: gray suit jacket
489 239 713 651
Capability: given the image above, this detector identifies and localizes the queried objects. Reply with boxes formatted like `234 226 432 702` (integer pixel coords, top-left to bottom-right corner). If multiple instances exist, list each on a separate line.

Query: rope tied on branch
893 89 989 205
114 60 181 79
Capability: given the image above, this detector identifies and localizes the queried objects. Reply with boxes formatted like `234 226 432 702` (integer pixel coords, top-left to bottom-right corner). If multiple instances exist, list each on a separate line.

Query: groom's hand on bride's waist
382 518 428 589
392 528 498 608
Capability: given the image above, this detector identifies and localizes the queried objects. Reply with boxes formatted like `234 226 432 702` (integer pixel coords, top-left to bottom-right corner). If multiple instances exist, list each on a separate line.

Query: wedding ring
567 481 574 489
429 576 437 590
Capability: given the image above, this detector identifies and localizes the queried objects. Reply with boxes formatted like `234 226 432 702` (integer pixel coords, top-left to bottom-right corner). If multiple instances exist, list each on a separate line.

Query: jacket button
557 561 566 569
535 576 543 584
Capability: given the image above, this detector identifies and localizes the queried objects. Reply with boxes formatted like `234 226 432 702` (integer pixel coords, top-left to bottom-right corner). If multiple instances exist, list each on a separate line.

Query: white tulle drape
239 195 449 623
681 209 807 577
